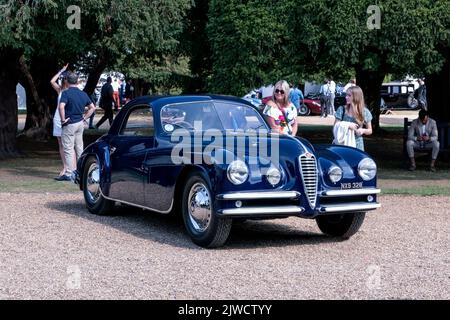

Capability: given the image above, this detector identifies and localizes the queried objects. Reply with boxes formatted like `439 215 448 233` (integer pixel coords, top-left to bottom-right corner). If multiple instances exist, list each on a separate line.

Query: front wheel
181 172 232 248
82 156 115 215
316 212 365 239
298 103 311 116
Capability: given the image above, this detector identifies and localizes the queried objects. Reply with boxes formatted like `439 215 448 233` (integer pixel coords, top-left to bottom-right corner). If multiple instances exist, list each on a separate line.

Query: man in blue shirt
289 82 304 112
57 72 96 181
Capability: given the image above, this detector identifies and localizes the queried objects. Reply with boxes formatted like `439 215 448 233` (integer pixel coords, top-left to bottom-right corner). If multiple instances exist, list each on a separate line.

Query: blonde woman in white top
263 80 298 136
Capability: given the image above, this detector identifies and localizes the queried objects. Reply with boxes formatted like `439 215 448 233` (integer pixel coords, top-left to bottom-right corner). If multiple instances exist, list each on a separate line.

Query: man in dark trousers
57 72 96 181
95 76 114 129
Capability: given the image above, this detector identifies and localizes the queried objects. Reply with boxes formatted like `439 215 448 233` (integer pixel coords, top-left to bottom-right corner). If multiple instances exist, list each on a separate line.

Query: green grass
0 156 79 193
1 124 448 195
382 186 450 196
0 180 79 193
378 168 450 180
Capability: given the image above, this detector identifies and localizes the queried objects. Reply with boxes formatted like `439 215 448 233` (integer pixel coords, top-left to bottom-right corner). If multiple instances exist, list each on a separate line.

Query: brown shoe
408 164 416 171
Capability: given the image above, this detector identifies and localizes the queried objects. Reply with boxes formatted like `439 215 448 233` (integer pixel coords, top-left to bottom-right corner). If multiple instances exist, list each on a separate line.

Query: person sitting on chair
406 109 439 172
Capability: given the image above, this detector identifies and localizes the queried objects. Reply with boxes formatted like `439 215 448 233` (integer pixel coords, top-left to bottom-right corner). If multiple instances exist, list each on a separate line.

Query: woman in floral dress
263 80 298 136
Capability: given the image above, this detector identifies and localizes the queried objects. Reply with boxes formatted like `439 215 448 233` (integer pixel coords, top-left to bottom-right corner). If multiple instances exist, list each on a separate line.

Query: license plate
341 182 363 189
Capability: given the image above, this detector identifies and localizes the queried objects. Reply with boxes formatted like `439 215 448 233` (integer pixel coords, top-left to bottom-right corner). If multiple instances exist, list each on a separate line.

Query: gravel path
0 192 448 299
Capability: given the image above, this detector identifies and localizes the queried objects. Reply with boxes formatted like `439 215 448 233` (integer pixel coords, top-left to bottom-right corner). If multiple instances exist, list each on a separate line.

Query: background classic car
74 95 380 248
380 81 419 109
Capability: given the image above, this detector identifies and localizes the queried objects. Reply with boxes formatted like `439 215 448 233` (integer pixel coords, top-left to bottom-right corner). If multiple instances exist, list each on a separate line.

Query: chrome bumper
216 191 302 216
320 188 381 197
218 206 305 216
318 202 381 213
216 188 381 217
216 191 300 200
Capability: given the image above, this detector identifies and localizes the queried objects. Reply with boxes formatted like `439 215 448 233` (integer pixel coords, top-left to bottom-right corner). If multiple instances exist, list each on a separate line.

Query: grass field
0 124 448 194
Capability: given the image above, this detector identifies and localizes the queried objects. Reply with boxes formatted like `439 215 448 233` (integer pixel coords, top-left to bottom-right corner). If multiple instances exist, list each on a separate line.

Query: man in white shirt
319 79 331 118
260 84 274 105
343 78 356 92
328 78 336 116
112 78 120 111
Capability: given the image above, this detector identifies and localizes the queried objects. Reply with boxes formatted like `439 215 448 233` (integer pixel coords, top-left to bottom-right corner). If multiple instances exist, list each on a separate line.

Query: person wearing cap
57 71 96 181
50 64 75 179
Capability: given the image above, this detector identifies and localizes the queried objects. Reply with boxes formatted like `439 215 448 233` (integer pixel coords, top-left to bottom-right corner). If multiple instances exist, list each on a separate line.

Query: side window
160 102 222 132
120 106 154 136
214 102 267 131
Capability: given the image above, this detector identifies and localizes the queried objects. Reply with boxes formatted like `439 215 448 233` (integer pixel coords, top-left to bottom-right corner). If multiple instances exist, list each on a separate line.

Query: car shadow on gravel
47 200 341 249
226 220 341 249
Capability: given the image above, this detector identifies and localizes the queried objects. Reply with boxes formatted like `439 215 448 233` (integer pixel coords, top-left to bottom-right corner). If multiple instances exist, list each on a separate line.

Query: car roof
108 94 266 135
382 82 415 86
123 94 256 111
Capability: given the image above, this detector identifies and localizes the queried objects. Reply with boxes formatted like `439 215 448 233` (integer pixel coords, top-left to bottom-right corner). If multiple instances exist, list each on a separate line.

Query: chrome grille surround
298 153 318 208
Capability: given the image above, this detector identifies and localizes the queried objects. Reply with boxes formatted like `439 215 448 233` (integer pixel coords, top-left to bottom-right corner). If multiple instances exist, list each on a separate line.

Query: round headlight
328 166 343 183
266 166 281 186
227 160 249 185
358 158 377 181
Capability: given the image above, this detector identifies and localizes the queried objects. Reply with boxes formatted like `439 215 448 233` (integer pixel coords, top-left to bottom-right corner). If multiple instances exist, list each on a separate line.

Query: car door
142 101 221 211
108 105 155 206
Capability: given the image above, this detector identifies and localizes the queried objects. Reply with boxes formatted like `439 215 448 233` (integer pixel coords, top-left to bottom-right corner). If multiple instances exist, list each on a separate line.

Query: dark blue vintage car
74 95 380 248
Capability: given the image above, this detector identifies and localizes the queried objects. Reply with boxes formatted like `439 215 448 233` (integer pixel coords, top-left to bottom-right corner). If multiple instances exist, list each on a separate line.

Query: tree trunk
355 66 386 131
0 49 22 159
19 55 52 140
426 47 450 122
83 50 108 97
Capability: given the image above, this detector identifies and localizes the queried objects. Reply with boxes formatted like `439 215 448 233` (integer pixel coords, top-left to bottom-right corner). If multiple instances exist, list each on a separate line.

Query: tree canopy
206 0 450 125
0 0 192 155
1 0 450 158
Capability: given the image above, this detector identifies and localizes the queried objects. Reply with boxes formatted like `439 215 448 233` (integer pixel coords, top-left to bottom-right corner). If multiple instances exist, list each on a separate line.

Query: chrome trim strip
321 188 381 197
320 202 381 213
218 206 304 215
216 191 300 200
99 187 174 214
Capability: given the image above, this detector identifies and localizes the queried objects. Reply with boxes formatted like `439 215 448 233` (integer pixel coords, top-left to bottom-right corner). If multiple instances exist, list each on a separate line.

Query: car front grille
299 154 318 208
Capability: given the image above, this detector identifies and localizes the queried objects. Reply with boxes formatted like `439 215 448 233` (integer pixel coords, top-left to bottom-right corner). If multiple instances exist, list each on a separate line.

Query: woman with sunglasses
334 86 373 151
263 80 298 135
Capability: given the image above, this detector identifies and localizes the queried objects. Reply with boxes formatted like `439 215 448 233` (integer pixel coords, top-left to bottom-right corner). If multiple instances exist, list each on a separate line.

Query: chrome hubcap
86 162 100 204
187 182 212 232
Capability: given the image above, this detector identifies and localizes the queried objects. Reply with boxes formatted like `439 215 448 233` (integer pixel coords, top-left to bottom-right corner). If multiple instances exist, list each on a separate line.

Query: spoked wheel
298 103 311 116
182 172 232 248
316 212 366 239
83 157 114 215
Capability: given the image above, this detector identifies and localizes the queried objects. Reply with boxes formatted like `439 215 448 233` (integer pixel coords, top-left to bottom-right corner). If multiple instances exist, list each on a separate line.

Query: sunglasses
275 89 285 94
